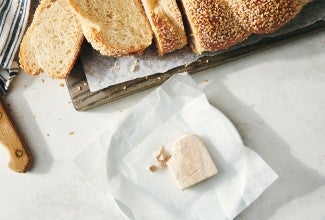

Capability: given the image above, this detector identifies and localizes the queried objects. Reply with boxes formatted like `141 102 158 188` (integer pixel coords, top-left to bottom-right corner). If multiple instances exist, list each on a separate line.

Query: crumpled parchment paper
81 1 325 92
75 73 278 220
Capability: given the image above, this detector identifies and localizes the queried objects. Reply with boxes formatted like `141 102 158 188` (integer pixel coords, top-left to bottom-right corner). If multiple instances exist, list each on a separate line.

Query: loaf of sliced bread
68 0 153 56
228 0 310 34
141 0 187 55
19 0 83 79
179 0 249 54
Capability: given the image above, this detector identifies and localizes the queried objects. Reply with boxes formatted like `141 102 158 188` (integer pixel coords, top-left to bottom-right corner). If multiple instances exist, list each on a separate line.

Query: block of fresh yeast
167 134 217 190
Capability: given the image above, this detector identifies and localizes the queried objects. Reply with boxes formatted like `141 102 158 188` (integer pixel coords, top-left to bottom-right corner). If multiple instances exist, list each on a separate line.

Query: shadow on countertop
4 73 54 174
209 80 323 220
195 34 325 219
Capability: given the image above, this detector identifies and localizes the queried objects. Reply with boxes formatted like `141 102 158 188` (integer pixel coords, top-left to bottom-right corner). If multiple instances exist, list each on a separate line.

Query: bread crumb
116 108 123 112
113 66 120 72
123 86 127 90
41 79 45 83
204 79 209 83
68 131 74 135
148 165 158 173
184 63 189 67
130 59 139 72
46 133 50 137
59 83 65 87
157 77 161 80
83 82 88 86
113 62 120 72
77 86 82 91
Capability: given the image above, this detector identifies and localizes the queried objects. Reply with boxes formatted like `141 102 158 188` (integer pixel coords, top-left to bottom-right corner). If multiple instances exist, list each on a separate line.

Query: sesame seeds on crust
183 0 249 54
180 0 309 54
228 0 309 34
151 12 187 55
142 0 188 55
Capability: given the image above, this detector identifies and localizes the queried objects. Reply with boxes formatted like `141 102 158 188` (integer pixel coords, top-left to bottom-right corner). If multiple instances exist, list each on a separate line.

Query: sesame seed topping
228 0 306 34
143 0 187 55
181 0 307 53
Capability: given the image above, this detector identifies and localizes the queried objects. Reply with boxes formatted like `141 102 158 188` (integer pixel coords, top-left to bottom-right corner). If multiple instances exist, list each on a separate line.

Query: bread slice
19 0 83 79
141 0 187 55
19 36 41 76
178 0 249 54
228 0 311 34
68 0 153 57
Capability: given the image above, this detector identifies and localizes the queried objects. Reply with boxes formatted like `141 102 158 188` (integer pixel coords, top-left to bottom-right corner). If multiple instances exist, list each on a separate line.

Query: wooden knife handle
0 100 32 173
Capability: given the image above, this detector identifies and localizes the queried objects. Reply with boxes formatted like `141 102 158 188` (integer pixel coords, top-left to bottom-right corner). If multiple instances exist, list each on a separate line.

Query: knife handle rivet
15 150 23 158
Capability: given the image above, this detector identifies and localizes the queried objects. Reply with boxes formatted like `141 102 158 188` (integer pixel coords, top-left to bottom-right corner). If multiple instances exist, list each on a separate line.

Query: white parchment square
75 74 278 220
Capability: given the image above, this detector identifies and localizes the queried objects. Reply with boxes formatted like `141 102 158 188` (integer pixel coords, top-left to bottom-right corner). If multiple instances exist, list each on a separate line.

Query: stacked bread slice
19 0 83 79
140 0 187 55
19 0 310 79
68 0 153 56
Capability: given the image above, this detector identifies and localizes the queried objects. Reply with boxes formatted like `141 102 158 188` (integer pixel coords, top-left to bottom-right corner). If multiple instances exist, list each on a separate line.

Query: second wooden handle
0 100 32 173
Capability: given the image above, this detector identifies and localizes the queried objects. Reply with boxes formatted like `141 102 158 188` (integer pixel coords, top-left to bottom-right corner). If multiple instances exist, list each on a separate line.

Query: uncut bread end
179 0 309 54
228 0 311 34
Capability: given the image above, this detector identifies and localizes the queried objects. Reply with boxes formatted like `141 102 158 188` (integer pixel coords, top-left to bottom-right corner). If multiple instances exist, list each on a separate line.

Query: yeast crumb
148 165 158 173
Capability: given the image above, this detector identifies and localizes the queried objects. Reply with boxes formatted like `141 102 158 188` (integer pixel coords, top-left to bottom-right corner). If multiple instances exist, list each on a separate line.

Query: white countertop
1 32 324 220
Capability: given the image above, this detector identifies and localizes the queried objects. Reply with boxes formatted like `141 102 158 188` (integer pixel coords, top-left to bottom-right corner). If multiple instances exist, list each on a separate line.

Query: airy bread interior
69 0 153 56
19 0 83 79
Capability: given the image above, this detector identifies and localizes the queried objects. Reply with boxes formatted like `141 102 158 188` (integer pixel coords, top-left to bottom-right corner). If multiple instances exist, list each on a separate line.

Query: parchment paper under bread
81 1 325 92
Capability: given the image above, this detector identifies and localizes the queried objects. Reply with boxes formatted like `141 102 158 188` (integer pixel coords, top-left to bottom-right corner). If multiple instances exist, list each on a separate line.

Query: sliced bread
141 0 187 55
19 0 83 79
228 0 311 34
68 0 153 57
178 0 249 54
